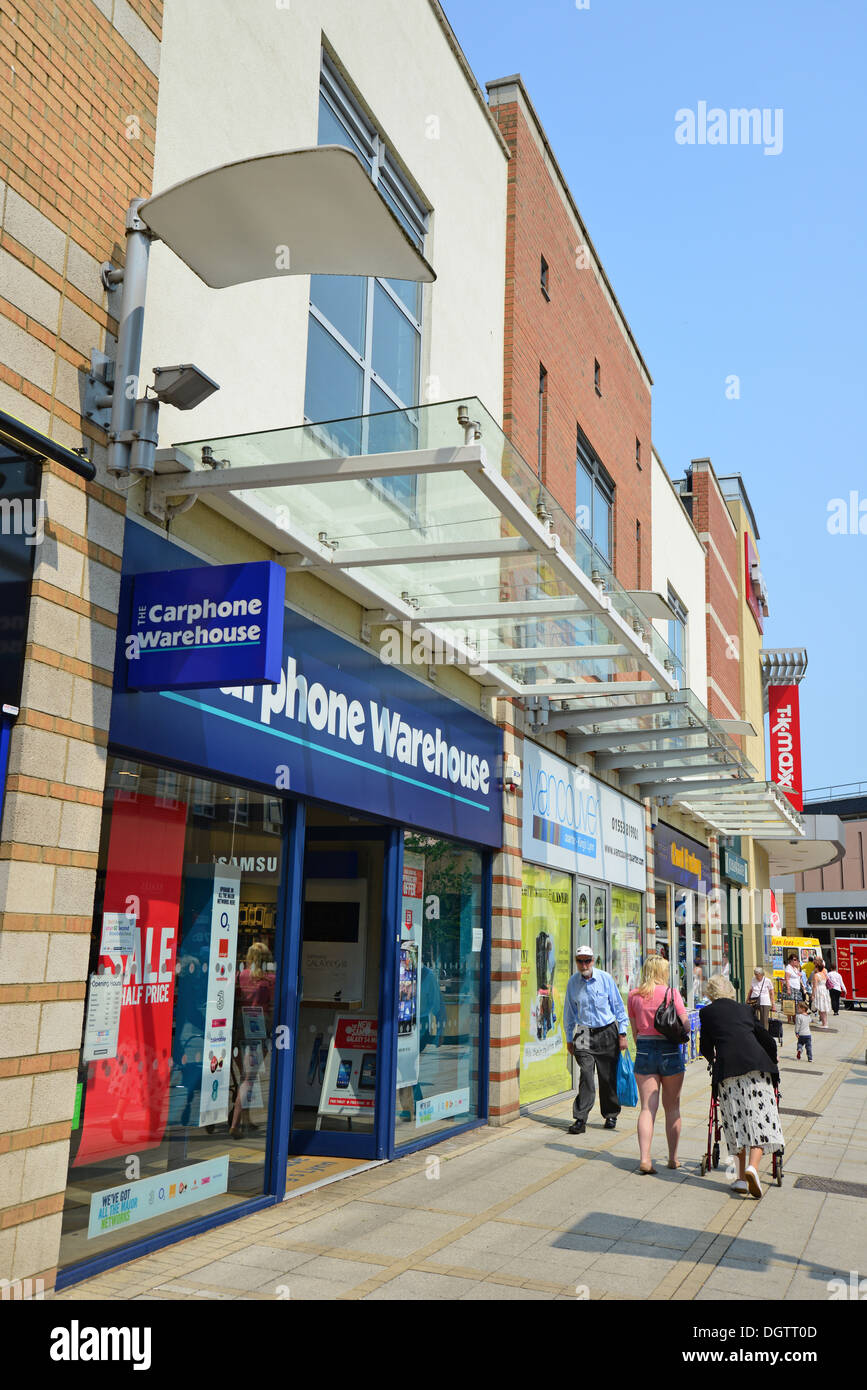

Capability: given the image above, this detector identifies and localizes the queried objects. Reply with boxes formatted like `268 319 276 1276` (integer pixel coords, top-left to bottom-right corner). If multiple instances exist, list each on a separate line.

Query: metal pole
107 200 152 476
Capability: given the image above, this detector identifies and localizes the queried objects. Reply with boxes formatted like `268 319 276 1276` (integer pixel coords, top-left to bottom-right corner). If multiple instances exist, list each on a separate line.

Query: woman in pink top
627 955 689 1174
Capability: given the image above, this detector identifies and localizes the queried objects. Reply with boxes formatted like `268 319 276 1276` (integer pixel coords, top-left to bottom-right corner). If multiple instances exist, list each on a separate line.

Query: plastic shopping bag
616 1049 638 1107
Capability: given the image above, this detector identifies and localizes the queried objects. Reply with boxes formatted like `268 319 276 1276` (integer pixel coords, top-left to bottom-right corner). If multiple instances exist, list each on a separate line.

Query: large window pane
394 833 483 1146
372 282 419 404
593 483 611 560
310 274 367 355
304 315 363 452
59 759 285 1272
368 383 418 512
318 92 368 165
576 462 592 537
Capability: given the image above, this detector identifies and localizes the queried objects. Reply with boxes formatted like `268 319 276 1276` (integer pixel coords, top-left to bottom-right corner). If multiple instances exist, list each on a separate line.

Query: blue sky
443 0 866 793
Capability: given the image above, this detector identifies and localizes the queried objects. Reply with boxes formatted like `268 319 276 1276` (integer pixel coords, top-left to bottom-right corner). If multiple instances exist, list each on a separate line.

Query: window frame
306 53 430 520
575 427 614 566
666 583 688 685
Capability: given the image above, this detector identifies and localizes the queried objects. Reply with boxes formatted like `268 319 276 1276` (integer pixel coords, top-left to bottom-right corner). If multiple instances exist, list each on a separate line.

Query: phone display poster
317 1015 378 1122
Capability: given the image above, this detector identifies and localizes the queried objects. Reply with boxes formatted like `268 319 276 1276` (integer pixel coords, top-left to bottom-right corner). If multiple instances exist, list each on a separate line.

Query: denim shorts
634 1036 686 1077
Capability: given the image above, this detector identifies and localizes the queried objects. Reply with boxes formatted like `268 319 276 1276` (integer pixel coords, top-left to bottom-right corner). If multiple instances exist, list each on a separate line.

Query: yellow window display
519 865 573 1104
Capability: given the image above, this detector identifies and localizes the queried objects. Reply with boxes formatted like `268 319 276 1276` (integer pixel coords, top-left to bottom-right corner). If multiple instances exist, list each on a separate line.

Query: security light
152 364 220 411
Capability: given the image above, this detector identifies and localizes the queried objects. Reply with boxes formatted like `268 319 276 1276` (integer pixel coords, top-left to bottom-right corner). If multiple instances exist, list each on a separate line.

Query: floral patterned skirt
717 1070 784 1155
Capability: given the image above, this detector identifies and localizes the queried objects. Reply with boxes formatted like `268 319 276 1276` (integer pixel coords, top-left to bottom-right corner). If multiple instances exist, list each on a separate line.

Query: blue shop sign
720 848 749 886
111 523 503 848
654 821 711 893
126 561 285 690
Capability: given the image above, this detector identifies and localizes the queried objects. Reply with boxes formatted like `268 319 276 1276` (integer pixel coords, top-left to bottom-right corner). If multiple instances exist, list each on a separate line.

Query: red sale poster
74 794 188 1166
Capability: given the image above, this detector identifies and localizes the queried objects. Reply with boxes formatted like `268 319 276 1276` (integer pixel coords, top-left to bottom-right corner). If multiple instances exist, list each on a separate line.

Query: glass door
289 826 387 1158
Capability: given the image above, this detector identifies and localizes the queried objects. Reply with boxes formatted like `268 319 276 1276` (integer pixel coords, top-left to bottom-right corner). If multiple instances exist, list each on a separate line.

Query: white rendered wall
651 449 708 704
139 0 508 447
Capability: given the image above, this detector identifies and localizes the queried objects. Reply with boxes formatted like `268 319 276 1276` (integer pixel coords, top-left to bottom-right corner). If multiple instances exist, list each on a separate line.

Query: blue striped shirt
564 968 629 1039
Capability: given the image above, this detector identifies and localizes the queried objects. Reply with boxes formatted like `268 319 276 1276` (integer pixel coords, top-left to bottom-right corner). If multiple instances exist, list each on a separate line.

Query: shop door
727 887 745 1001
288 830 392 1159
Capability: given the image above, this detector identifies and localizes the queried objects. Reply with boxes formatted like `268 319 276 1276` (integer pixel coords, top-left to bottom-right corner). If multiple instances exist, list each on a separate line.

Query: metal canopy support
639 775 749 797
593 745 730 772
622 764 734 787
545 699 688 733
486 644 628 663
570 723 698 751
330 537 532 568
519 680 659 698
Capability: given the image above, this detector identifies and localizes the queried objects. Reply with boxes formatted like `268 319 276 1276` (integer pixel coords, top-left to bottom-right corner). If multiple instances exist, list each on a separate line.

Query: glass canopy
154 398 802 836
161 398 679 701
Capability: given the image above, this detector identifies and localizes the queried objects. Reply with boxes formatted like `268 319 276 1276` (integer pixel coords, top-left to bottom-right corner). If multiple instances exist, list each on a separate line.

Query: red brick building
676 461 744 736
487 75 652 590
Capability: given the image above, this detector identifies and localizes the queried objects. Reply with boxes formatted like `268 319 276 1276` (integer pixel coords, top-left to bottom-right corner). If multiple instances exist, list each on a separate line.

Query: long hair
635 954 671 998
246 941 271 979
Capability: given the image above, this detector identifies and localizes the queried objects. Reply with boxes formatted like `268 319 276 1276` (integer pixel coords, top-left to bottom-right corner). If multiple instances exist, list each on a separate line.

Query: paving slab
55 1010 867 1303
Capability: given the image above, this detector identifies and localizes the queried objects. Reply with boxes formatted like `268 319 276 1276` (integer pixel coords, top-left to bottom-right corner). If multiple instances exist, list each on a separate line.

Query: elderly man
564 944 629 1134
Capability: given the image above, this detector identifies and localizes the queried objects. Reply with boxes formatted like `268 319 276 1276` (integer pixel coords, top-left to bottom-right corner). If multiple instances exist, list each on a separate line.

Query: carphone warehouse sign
126 561 285 690
112 524 503 847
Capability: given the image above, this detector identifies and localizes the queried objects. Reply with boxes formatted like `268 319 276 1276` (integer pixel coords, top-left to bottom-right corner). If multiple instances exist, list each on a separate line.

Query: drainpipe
105 200 152 476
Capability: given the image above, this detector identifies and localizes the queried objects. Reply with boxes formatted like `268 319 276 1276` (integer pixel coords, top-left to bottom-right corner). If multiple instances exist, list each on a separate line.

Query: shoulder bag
653 986 689 1045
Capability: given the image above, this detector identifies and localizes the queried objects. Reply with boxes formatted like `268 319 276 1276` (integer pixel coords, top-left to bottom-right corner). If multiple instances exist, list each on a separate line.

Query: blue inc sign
126 562 285 691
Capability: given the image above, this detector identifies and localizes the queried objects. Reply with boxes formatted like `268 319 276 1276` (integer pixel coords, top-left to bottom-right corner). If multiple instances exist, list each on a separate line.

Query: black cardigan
699 998 779 1091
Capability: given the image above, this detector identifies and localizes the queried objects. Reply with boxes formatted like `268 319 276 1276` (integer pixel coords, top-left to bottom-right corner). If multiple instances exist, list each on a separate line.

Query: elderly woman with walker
699 973 784 1198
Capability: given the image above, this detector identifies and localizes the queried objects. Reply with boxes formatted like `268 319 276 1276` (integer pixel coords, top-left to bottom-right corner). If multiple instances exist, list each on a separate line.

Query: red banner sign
768 684 803 812
74 794 188 1166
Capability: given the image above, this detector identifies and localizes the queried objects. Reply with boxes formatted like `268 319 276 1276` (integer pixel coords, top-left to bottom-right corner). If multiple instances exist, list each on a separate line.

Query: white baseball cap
575 946 594 959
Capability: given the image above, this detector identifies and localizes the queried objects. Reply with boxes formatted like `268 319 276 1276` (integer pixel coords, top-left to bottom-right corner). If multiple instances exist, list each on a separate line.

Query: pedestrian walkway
55 1011 867 1301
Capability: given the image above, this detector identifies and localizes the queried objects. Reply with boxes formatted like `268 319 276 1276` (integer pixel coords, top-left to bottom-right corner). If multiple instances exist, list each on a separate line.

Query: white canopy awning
140 147 436 289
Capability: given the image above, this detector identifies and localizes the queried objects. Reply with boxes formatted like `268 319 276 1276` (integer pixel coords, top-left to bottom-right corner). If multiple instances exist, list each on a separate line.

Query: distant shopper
784 953 802 1024
699 973 783 1199
564 944 629 1135
627 955 688 1174
748 967 774 1031
794 1001 813 1061
811 959 831 1028
826 962 847 1016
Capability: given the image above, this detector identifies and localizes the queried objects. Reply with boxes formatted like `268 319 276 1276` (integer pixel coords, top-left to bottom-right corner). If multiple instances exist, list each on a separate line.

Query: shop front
518 742 646 1106
720 845 749 999
653 822 715 1010
56 522 501 1285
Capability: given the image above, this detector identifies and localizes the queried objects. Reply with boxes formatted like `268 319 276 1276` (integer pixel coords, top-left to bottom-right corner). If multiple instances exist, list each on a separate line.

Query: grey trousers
572 1022 621 1123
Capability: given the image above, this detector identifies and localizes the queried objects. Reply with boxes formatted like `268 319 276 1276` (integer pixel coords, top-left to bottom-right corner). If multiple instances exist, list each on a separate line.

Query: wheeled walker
700 1074 784 1186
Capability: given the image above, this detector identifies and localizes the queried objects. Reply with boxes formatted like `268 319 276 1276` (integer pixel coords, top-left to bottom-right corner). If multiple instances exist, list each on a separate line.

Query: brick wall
685 460 741 730
0 0 161 1292
488 79 652 591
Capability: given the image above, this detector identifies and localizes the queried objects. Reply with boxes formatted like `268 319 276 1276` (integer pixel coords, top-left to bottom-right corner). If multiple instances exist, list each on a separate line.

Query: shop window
394 831 484 1145
611 888 643 1000
59 758 286 1273
520 865 573 1105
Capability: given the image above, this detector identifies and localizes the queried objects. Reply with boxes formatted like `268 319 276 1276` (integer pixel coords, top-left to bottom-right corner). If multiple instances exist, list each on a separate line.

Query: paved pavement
56 1010 867 1302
